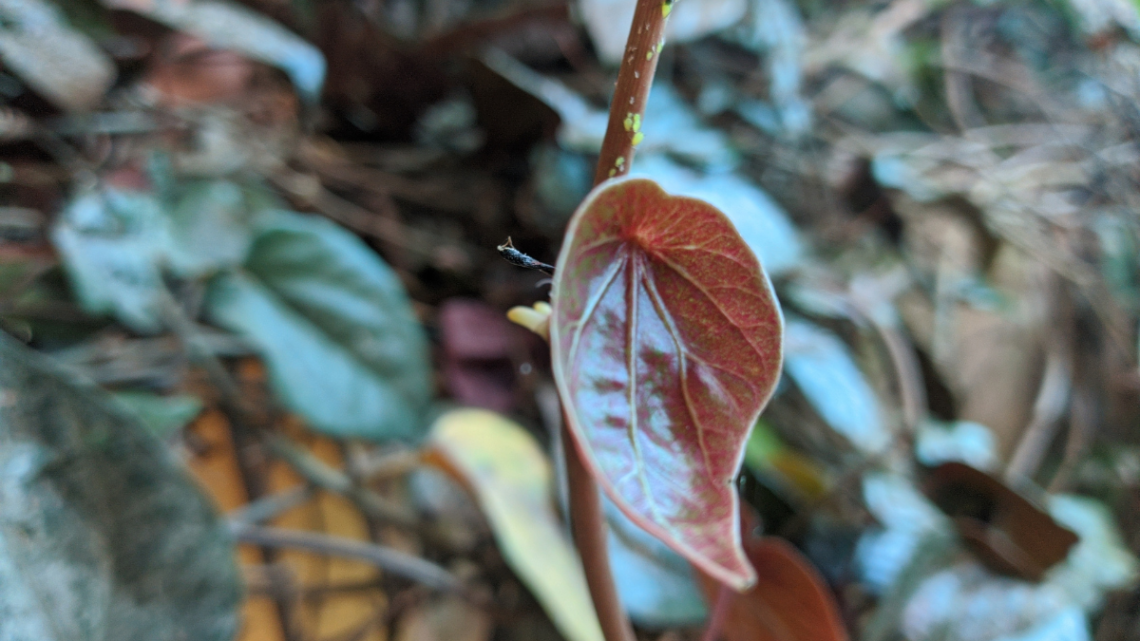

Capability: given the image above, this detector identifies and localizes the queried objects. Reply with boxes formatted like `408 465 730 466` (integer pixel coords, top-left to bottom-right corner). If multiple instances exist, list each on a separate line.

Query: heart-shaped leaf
550 177 784 589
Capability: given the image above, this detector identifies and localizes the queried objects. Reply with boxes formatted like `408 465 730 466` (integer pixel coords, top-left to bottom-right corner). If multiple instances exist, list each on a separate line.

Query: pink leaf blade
551 178 784 589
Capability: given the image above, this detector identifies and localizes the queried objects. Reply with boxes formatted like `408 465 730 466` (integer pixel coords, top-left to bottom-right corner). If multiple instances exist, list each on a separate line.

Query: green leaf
0 332 241 641
52 187 169 333
426 409 603 641
0 0 115 111
51 179 274 333
206 211 431 440
111 391 204 439
784 319 887 454
163 179 261 278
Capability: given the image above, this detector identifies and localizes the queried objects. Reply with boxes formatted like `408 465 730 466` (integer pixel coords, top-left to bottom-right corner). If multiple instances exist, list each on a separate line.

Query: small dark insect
497 237 555 275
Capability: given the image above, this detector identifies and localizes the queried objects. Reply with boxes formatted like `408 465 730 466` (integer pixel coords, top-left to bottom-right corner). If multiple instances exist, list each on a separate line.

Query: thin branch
230 523 465 594
1006 277 1073 482
567 0 674 636
593 0 674 184
265 435 420 528
228 486 316 526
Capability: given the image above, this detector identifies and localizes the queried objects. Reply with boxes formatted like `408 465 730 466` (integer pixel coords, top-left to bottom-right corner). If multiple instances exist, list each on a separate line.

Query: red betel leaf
550 178 784 588
699 535 849 641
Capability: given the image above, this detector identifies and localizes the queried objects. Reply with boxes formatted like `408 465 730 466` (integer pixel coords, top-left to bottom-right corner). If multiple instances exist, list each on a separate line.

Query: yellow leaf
427 409 603 641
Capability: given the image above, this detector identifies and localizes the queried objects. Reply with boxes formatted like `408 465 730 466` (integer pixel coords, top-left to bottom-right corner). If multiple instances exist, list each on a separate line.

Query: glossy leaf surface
551 177 783 588
425 409 603 641
606 496 708 627
699 531 848 641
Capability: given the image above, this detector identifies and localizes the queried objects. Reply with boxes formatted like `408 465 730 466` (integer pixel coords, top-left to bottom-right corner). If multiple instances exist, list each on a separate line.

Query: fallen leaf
145 34 257 106
439 298 522 413
924 463 1078 582
551 177 784 589
425 409 603 641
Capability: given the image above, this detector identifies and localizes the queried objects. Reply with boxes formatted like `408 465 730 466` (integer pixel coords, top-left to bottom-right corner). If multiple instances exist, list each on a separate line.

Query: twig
592 0 674 184
1048 384 1095 492
265 435 420 528
356 448 423 483
1006 279 1073 482
228 486 316 526
230 523 465 594
699 583 733 641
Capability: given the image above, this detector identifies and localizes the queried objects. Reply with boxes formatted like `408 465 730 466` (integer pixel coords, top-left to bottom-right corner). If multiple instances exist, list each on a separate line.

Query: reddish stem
565 421 637 641
568 0 672 638
699 582 733 641
592 0 673 184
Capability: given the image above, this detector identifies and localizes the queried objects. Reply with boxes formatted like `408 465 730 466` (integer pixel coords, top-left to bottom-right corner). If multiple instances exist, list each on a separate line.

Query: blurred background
1 0 1140 638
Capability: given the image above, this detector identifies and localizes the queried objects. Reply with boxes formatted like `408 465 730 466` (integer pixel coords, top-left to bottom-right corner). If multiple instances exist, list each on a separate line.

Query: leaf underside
551 178 783 588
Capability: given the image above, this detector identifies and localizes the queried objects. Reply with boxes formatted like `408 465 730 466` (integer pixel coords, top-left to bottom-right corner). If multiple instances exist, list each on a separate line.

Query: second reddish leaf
699 532 848 641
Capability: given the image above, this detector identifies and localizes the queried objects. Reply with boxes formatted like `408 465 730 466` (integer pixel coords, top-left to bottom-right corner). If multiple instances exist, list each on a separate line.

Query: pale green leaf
102 0 324 103
52 187 169 333
427 409 603 641
206 211 431 440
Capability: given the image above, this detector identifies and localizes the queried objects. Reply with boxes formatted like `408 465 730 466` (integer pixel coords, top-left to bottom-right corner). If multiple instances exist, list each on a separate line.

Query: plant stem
592 0 674 185
565 0 674 637
699 583 733 641
565 422 636 641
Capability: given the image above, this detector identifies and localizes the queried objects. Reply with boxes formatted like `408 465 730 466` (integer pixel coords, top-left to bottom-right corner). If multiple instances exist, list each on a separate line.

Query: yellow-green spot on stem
623 113 634 132
615 156 625 167
631 132 645 146
631 114 642 132
662 1 672 17
646 50 653 60
609 168 617 177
